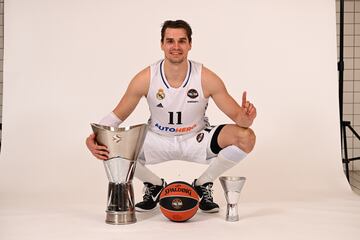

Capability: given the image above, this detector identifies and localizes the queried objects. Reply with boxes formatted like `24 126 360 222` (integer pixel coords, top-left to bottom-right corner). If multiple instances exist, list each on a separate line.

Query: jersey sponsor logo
187 100 199 103
187 89 199 99
157 103 164 108
155 123 197 133
196 133 204 143
156 88 165 100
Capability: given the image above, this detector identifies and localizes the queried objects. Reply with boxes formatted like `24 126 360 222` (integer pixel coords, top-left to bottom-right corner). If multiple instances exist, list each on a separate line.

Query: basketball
159 181 199 222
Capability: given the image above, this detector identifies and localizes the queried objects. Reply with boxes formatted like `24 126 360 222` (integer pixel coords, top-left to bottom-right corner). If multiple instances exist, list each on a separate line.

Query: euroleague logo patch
112 134 123 143
187 89 199 99
196 133 204 143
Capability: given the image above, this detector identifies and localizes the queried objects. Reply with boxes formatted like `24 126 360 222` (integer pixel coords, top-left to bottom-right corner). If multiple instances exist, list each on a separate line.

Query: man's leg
194 124 256 213
133 131 169 212
135 162 163 186
134 163 166 212
195 145 247 185
134 130 165 186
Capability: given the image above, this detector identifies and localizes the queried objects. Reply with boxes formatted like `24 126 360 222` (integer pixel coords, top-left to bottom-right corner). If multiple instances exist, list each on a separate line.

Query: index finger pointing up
242 91 247 107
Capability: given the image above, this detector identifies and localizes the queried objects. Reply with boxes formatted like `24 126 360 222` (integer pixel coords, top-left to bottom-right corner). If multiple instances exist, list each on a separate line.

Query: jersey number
168 112 182 125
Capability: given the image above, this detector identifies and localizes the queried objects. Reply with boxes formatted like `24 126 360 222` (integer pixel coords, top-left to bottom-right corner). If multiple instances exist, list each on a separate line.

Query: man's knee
236 127 256 153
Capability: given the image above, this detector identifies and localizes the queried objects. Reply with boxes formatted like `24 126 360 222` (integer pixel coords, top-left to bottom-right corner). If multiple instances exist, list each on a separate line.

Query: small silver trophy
219 176 246 222
91 123 147 225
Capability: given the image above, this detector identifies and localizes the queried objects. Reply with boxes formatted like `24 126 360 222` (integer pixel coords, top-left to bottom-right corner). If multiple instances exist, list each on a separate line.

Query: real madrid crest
156 88 165 100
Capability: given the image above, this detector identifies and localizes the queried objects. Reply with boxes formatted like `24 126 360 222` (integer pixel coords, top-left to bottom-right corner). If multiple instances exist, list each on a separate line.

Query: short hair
161 20 193 43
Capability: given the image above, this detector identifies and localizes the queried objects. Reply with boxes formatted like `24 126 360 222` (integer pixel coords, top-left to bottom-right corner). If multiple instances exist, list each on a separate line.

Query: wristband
99 112 123 127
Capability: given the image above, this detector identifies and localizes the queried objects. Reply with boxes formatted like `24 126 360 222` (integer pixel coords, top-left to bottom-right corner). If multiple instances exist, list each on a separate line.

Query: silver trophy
91 123 147 225
219 176 246 222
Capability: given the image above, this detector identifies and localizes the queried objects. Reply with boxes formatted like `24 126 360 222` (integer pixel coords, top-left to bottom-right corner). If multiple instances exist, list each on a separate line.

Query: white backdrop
1 1 360 239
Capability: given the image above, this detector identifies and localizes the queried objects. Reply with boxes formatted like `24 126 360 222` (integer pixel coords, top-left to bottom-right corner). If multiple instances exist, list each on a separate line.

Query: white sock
196 145 247 185
135 163 163 185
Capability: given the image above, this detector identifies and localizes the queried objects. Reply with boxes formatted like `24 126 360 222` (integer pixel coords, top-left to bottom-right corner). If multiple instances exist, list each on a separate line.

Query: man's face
161 28 192 64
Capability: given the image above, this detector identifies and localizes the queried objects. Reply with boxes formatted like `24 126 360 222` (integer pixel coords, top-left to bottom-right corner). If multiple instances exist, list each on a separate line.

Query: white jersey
147 59 210 136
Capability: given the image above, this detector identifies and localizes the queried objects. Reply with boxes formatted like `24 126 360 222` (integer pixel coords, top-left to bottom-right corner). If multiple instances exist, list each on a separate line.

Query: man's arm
86 67 150 160
111 67 150 121
202 66 256 128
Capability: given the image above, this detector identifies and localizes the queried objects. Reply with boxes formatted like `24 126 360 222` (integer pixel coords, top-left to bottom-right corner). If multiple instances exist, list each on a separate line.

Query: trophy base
105 211 137 225
226 204 239 222
226 215 239 222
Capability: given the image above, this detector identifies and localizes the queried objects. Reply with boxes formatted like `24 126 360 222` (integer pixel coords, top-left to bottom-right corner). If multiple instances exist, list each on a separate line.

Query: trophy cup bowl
219 176 246 222
91 123 148 225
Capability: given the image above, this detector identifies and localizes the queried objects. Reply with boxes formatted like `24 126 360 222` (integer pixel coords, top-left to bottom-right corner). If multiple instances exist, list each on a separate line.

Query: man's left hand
241 91 257 127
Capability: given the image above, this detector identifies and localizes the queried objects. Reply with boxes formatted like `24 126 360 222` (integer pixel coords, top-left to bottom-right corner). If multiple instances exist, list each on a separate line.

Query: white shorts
137 125 225 165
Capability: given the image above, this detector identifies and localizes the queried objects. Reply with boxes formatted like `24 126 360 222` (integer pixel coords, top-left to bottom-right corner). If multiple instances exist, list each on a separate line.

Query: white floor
1 192 360 240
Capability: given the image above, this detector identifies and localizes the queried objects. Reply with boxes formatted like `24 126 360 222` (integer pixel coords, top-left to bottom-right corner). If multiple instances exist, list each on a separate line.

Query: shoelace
200 184 214 202
142 184 157 201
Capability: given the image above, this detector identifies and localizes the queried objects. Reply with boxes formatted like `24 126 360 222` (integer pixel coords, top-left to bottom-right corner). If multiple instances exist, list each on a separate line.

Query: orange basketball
159 181 199 222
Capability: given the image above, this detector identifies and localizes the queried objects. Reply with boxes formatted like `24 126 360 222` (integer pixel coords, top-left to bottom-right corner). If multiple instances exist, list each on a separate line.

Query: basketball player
86 20 256 213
